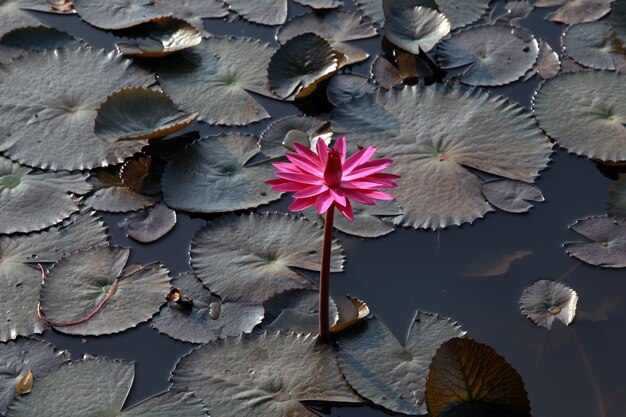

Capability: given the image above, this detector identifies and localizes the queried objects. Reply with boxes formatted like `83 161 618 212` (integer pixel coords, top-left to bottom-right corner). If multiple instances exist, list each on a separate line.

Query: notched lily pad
72 0 170 30
39 246 171 335
336 312 465 415
0 157 91 234
0 0 48 38
564 216 626 268
425 338 531 417
162 134 280 213
119 202 176 243
535 0 612 24
384 3 451 54
326 74 378 107
520 280 578 329
95 88 198 142
0 26 80 59
85 166 160 213
563 22 626 71
259 115 331 160
226 0 287 26
190 213 344 302
372 51 420 89
269 33 338 99
115 17 202 58
151 273 263 344
171 332 360 417
437 25 539 86
152 0 227 35
331 295 370 333
436 0 491 29
482 179 544 213
524 39 560 80
261 289 338 335
533 71 626 162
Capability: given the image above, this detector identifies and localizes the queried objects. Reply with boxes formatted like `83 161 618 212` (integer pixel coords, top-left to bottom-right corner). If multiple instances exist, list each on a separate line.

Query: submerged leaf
115 17 202 58
226 0 287 25
608 174 626 221
151 273 263 344
564 216 626 268
162 134 280 213
535 0 612 24
171 332 360 417
425 338 531 417
261 289 338 334
482 179 545 213
563 22 626 71
72 0 169 29
121 155 165 196
190 213 343 302
384 4 451 54
613 0 626 41
94 88 198 142
461 249 532 277
337 312 465 414
119 202 176 243
520 280 578 329
259 115 330 159
533 71 626 162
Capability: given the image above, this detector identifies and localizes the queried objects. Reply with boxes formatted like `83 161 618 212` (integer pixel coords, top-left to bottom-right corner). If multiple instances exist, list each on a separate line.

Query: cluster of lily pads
0 0 625 416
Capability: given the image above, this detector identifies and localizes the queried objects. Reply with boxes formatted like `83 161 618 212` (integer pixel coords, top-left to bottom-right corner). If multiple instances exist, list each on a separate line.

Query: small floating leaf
337 312 465 415
85 166 159 213
72 0 169 30
372 52 420 89
425 338 531 417
331 295 370 333
260 115 330 159
15 370 33 396
119 202 177 243
564 216 626 268
120 155 165 196
190 213 344 302
384 4 451 54
171 332 360 417
535 0 612 24
520 280 578 329
261 289 338 334
94 88 198 142
524 39 560 80
482 179 545 213
563 22 626 71
115 17 202 58
226 0 287 26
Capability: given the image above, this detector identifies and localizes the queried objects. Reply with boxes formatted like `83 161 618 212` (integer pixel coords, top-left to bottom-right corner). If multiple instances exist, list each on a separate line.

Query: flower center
323 150 342 188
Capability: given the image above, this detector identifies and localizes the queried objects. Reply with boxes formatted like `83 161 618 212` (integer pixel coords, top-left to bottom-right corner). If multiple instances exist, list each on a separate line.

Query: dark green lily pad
0 0 48 38
535 0 612 24
0 156 91 234
294 0 342 8
333 84 552 229
277 10 377 66
95 88 198 142
157 37 276 126
0 47 154 170
162 134 280 213
171 332 361 417
563 22 626 71
438 25 539 86
0 211 107 342
115 17 203 58
151 273 263 344
261 289 338 334
226 0 287 25
384 4 451 54
39 246 171 335
533 71 626 161
119 202 176 243
152 0 227 35
85 167 160 213
73 0 169 30
564 216 626 268
520 280 578 329
608 174 626 221
482 179 545 214
337 312 465 415
613 0 626 41
259 115 330 159
120 392 209 417
190 213 344 302
425 338 531 417
326 74 378 107
269 33 338 99
0 338 70 414
524 39 560 80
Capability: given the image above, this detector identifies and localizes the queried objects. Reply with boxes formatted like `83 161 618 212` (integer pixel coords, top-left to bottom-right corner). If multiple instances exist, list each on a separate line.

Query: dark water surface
30 2 626 416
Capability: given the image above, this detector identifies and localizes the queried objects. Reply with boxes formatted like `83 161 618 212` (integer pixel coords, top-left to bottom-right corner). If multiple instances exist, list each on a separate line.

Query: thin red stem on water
319 206 335 341
573 329 607 417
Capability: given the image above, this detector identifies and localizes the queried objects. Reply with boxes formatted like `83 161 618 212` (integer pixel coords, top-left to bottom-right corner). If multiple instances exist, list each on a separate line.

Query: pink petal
315 191 334 214
329 188 347 206
270 182 310 193
276 171 324 185
272 162 305 174
364 190 395 201
289 196 317 212
333 135 346 163
342 158 393 181
293 184 329 198
340 187 376 205
336 199 354 221
292 143 323 168
285 152 323 176
341 179 397 190
316 138 329 166
370 172 401 181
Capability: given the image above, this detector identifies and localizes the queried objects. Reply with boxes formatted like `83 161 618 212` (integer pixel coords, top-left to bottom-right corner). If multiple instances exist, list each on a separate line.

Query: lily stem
319 206 335 341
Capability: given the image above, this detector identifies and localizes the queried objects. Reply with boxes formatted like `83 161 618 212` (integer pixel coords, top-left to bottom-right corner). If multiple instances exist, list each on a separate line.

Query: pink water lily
266 135 399 221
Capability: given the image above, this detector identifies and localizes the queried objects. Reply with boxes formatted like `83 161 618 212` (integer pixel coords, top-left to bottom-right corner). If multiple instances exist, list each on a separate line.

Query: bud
324 150 343 187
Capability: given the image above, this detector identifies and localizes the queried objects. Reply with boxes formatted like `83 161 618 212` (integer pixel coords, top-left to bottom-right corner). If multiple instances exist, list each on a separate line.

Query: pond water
23 1 626 416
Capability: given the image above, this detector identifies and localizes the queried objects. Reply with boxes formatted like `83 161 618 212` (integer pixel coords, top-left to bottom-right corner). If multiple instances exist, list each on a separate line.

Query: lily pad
294 0 342 8
523 39 560 80
162 134 280 213
372 52 420 89
533 71 626 162
0 156 91 234
425 338 531 417
261 289 338 334
157 37 276 126
94 88 198 142
326 74 378 107
0 26 80 53
190 213 344 302
331 295 370 333
0 47 154 170
563 22 626 71
119 202 176 243
171 332 360 417
39 246 171 335
613 0 626 41
355 0 385 25
332 84 552 229
437 25 539 86
85 167 160 213
120 392 209 417
151 273 263 344
0 0 48 38
564 216 626 268
482 179 545 213
259 115 330 160
0 211 107 341
608 174 626 221
152 0 227 35
115 17 203 58
337 312 465 415
384 4 451 54
277 10 378 66
0 338 70 414
72 0 169 30
535 0 612 24
268 33 338 99
121 155 165 196
520 280 578 329
226 0 287 26
494 0 534 27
